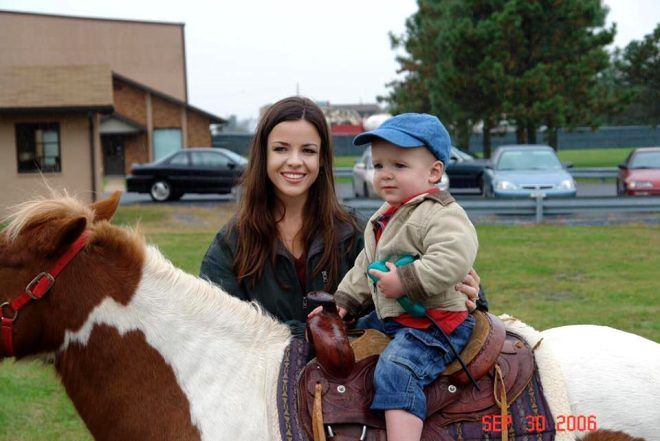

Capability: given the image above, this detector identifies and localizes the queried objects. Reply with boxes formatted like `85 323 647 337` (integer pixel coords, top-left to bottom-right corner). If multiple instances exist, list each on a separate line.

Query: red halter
1 231 89 357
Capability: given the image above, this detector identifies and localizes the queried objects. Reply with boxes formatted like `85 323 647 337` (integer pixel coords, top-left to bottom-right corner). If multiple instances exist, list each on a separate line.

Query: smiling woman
199 97 364 338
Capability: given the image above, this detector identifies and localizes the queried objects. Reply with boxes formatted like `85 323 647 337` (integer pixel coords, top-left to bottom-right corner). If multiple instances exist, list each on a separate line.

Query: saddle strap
494 363 508 440
312 383 326 441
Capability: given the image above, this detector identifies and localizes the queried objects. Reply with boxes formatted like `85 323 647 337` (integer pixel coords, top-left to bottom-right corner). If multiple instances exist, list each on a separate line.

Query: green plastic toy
367 255 426 318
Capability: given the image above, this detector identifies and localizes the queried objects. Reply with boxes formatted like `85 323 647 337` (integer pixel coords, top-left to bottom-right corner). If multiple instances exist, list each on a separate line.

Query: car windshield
496 150 562 170
218 148 248 165
629 151 660 169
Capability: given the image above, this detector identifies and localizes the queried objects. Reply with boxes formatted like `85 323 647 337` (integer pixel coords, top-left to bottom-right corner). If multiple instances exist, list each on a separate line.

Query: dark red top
294 254 306 294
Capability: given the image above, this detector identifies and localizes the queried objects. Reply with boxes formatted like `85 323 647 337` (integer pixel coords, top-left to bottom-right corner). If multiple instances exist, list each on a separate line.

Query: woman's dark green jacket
199 216 364 337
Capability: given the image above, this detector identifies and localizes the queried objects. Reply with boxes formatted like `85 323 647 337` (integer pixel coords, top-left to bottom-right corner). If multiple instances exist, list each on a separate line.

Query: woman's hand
308 305 347 319
455 268 481 312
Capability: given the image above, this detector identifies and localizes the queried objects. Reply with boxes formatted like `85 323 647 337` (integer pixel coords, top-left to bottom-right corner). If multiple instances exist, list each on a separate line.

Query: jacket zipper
322 270 328 290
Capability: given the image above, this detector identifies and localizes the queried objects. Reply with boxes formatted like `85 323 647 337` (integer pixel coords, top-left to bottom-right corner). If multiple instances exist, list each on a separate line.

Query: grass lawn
1 203 658 439
337 148 632 169
334 156 359 168
557 147 633 168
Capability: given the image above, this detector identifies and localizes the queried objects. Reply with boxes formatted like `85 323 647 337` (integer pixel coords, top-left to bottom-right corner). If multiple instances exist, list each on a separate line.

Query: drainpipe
88 112 97 202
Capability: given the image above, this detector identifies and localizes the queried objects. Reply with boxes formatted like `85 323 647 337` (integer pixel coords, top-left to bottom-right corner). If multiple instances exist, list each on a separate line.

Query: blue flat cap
353 113 451 164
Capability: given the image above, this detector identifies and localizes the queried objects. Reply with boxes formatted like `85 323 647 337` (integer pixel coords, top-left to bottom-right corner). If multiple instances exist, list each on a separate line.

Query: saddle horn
306 291 355 379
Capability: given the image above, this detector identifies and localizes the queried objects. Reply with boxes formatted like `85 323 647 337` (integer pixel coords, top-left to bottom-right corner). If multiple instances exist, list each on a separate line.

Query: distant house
318 102 383 136
0 10 224 210
259 100 383 136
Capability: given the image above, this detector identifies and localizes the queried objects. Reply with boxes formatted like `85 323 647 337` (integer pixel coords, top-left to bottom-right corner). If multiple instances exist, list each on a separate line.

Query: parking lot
109 179 616 205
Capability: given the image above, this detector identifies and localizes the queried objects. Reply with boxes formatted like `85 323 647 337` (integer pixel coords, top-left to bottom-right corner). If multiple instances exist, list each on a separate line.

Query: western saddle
300 292 535 441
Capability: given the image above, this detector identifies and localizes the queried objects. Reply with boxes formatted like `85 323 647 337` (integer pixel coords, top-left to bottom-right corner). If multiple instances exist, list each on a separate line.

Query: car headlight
558 179 575 190
436 173 450 191
495 180 518 191
628 180 653 189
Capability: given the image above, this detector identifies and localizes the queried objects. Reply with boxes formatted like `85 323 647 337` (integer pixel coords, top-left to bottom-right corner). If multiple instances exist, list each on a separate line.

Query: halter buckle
25 272 55 300
0 302 18 320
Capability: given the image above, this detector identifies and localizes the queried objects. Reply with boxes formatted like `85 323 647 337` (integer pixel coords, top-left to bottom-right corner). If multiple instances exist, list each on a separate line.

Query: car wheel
616 179 625 196
231 185 242 201
481 181 491 198
353 180 360 197
150 180 173 202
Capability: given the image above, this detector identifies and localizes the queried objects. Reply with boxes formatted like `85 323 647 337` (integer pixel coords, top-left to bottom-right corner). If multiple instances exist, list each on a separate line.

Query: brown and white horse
0 192 658 441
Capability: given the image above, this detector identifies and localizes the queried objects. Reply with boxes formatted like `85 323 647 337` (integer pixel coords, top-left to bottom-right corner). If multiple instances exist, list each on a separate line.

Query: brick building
104 72 223 175
0 10 223 210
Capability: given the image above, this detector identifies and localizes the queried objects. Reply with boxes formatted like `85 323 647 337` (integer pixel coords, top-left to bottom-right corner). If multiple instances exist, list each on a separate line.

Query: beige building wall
0 11 187 101
0 113 102 214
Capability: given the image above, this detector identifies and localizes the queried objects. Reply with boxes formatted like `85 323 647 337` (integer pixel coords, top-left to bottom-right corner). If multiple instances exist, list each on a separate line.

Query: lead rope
493 363 509 440
312 382 326 441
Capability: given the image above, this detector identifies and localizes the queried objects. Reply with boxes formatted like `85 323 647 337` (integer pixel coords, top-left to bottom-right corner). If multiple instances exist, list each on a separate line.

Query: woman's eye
373 163 382 169
395 163 406 168
272 146 286 152
303 148 318 154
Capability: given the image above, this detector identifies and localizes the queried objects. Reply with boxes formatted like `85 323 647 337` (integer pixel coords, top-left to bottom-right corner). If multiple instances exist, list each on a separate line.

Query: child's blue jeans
356 310 475 420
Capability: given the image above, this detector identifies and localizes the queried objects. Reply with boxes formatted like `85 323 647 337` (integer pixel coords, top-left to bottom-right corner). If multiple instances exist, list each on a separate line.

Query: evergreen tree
614 24 660 125
383 0 615 154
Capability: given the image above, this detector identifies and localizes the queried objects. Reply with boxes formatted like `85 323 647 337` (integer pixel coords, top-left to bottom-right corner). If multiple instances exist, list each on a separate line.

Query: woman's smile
281 171 307 184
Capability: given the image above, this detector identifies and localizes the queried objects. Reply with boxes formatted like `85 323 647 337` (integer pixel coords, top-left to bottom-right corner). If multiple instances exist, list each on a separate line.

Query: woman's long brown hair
231 96 358 290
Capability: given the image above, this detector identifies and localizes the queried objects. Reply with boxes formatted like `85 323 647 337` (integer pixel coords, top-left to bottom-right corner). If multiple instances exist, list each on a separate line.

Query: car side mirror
228 162 236 170
618 163 627 170
354 163 366 170
562 162 574 169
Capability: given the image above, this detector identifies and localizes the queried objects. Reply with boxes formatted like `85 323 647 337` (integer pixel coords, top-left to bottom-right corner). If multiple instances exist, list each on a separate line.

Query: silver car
482 145 576 198
352 146 449 198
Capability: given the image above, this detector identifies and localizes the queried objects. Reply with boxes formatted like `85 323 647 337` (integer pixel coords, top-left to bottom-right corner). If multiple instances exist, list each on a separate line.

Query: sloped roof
0 64 114 112
112 72 225 124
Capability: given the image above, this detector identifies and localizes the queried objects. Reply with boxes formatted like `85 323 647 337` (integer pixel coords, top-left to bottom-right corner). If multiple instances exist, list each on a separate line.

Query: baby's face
371 140 444 206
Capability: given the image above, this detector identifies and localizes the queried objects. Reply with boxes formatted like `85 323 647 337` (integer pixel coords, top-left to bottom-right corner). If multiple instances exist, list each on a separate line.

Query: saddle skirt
297 312 537 441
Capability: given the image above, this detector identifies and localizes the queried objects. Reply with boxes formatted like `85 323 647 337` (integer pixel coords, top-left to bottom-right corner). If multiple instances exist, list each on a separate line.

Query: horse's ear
31 216 87 257
91 191 121 223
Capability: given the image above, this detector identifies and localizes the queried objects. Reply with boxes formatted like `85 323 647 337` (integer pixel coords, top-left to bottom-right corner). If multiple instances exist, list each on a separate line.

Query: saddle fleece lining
500 314 576 441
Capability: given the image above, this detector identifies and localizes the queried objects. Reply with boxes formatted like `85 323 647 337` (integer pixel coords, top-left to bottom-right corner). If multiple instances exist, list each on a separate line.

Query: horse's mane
2 190 291 345
2 189 94 242
143 246 291 345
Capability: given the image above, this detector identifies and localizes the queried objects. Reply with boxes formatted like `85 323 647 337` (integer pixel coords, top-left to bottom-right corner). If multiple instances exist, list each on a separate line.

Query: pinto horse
0 192 658 441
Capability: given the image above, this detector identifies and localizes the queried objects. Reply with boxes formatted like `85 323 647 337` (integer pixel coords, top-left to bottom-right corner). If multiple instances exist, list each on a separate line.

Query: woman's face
266 119 322 204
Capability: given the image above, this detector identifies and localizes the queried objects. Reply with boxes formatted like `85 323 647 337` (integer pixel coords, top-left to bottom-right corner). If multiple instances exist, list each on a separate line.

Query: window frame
153 128 183 162
15 122 62 174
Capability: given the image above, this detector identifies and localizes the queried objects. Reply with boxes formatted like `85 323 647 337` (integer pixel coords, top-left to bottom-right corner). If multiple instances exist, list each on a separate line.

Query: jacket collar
369 190 455 222
276 216 358 260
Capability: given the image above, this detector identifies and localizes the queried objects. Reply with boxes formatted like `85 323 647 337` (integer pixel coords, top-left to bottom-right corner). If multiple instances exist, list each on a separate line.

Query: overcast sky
1 0 658 120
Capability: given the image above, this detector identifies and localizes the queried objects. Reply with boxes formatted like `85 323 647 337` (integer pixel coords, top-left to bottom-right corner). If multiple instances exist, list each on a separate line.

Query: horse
0 192 658 441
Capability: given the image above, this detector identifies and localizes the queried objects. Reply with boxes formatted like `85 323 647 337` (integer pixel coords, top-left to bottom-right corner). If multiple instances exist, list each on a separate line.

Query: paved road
111 181 617 206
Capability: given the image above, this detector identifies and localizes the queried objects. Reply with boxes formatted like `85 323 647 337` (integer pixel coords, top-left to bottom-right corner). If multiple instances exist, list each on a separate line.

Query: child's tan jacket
334 191 478 319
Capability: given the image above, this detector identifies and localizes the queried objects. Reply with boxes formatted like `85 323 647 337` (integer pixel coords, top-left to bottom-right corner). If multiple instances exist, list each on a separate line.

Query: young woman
200 96 485 337
200 97 364 336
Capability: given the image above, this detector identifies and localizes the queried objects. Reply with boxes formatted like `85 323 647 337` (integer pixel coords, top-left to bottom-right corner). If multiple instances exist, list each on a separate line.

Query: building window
15 123 61 173
153 128 182 162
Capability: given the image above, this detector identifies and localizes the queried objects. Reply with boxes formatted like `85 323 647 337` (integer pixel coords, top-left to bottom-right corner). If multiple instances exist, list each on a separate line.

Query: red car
617 147 660 196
